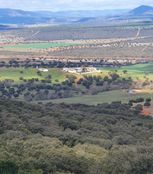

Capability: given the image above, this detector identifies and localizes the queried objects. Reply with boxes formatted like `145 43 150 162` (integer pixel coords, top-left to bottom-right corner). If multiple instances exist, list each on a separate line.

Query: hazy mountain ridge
0 8 128 25
0 5 152 26
129 5 153 16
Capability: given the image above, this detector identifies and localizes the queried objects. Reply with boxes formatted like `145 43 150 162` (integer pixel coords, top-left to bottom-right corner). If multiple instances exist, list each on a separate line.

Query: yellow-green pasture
0 67 67 83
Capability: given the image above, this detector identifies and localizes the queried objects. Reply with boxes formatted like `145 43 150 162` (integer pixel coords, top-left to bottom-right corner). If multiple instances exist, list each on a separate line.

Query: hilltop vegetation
0 99 153 174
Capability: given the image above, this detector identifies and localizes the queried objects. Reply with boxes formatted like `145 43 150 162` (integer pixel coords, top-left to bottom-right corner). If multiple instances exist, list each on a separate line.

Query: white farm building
38 68 49 72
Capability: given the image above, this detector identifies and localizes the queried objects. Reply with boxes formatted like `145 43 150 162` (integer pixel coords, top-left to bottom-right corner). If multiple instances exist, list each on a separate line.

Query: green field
0 68 67 83
4 42 79 50
100 63 153 81
0 62 153 85
1 63 153 83
1 63 153 104
50 89 153 105
102 62 153 73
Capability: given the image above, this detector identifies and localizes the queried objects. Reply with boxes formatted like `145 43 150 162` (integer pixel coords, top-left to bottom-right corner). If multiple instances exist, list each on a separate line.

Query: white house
38 68 49 72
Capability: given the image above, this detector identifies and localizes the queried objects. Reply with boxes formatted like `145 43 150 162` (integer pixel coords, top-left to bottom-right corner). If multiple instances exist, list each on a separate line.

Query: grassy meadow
50 89 153 105
105 63 153 73
1 62 153 83
0 67 67 83
100 63 153 81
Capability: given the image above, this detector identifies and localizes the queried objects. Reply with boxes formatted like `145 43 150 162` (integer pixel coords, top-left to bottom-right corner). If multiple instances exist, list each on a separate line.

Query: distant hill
129 5 153 16
0 8 128 26
0 6 152 27
0 8 52 25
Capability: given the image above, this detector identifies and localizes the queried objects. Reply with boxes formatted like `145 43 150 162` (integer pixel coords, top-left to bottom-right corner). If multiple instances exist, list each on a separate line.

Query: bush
144 101 151 107
0 161 18 174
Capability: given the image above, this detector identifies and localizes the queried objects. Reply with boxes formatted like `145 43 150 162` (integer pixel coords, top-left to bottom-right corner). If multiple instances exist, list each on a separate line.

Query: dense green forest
0 100 153 174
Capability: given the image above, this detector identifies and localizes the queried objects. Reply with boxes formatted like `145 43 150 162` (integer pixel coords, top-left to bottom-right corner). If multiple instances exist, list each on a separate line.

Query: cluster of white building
63 67 100 74
38 68 49 72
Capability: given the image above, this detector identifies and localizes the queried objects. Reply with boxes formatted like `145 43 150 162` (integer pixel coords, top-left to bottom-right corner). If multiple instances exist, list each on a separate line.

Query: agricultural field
0 67 67 83
101 62 153 81
1 62 153 83
50 38 153 59
7 25 153 41
0 62 153 84
1 25 153 61
116 63 153 73
3 42 79 51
